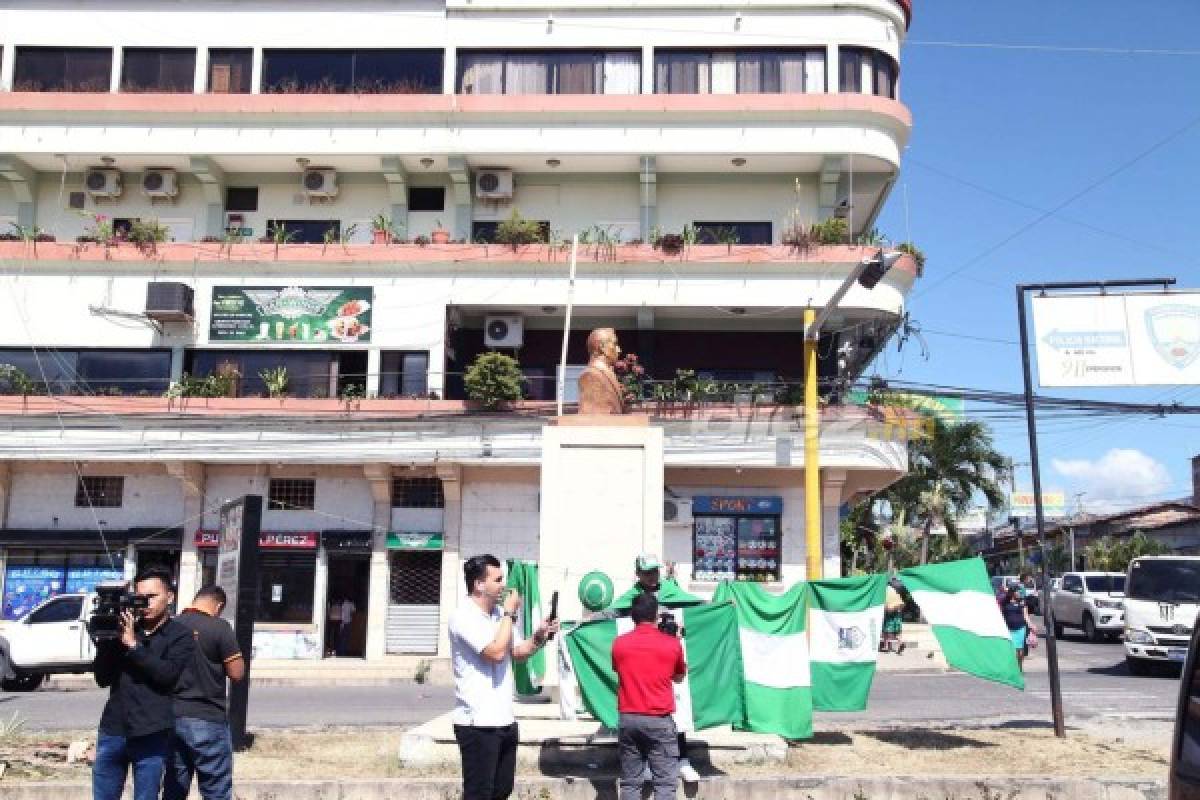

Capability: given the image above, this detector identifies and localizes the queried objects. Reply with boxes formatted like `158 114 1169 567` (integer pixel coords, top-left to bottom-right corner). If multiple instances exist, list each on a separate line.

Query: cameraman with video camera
612 590 687 800
92 566 194 800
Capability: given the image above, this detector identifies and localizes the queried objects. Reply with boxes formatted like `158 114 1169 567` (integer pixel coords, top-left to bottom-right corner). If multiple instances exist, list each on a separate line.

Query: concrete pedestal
538 417 664 626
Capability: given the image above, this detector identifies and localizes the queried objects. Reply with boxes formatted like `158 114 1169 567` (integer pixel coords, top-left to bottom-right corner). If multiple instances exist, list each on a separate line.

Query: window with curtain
839 47 896 98
658 50 825 94
263 50 442 93
457 51 640 95
13 47 112 92
121 48 196 93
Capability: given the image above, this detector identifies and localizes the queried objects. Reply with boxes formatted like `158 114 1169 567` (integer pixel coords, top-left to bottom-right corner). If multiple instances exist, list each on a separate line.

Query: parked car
1168 610 1200 799
1124 556 1200 676
0 592 97 691
1050 571 1125 642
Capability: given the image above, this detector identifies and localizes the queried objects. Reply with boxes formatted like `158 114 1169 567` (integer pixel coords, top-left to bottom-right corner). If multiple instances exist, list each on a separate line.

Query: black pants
453 723 518 800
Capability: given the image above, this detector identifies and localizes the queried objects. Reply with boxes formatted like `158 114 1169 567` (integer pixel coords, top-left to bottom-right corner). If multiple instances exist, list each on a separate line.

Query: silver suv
1051 572 1125 642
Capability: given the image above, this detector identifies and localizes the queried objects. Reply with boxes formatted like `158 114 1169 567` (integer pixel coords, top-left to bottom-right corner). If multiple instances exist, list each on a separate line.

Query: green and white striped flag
900 558 1024 690
563 601 744 731
505 559 544 695
713 581 812 740
807 574 886 712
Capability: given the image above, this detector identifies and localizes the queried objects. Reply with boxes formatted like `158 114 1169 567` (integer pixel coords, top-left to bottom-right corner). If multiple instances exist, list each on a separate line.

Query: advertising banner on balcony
1032 292 1200 386
210 286 373 344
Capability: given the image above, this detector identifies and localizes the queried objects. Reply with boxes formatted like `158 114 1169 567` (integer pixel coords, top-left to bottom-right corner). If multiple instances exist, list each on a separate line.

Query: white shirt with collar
448 598 524 727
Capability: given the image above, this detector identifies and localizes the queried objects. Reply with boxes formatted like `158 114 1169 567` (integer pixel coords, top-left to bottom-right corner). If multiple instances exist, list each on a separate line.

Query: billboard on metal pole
217 495 262 751
1032 292 1200 386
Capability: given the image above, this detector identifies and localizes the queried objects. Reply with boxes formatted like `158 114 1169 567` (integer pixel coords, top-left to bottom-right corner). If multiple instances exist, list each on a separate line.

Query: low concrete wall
5 775 1167 800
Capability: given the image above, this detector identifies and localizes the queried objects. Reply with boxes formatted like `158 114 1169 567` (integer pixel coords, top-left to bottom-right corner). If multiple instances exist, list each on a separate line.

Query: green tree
1083 531 1169 572
882 416 1009 564
464 352 524 410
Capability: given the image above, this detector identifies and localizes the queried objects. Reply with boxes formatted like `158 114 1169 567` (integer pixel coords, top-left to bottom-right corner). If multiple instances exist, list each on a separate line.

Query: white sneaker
641 764 652 783
678 758 700 783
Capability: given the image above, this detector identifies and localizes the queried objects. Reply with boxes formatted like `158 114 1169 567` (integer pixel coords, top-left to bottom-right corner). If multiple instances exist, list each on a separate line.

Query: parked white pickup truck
1050 571 1125 642
0 592 97 691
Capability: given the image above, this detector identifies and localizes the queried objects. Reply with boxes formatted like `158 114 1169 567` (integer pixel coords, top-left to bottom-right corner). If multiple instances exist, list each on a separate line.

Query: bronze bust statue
577 327 626 415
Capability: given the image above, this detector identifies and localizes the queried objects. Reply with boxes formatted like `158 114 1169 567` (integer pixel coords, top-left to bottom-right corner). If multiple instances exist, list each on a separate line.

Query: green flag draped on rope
505 559 544 695
713 580 812 739
564 601 744 731
807 574 886 712
901 558 1025 690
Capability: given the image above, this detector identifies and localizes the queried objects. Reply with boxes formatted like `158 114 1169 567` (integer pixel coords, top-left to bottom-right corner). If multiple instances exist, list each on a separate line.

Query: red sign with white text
196 530 317 549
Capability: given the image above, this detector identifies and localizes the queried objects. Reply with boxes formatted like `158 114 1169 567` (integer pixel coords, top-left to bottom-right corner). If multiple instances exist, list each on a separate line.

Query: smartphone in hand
546 591 559 639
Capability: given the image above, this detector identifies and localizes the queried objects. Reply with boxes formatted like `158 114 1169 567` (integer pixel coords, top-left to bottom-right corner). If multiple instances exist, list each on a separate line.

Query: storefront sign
65 567 124 594
323 531 373 552
692 496 783 515
2 566 65 621
1010 491 1067 517
197 530 318 549
209 286 373 344
386 532 444 550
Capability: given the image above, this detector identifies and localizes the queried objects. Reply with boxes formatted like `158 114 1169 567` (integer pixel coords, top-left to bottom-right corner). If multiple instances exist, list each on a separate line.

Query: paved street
2 632 1182 732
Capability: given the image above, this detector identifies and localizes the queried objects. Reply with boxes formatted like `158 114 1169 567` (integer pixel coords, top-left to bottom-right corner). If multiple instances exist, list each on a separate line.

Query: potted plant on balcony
371 214 394 245
494 209 544 252
464 352 524 410
431 220 451 245
260 366 290 400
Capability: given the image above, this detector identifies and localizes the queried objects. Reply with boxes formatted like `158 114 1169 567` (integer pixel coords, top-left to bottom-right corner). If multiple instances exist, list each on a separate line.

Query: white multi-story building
0 0 917 661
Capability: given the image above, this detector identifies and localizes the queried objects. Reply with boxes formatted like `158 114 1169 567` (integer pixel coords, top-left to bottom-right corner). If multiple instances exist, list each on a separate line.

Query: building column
250 48 263 94
170 347 186 384
436 464 462 659
189 157 226 239
166 461 205 604
110 46 122 93
447 156 471 242
443 46 457 95
0 156 39 228
0 462 11 528
0 45 15 92
363 463 392 661
641 45 654 94
193 47 209 94
827 44 838 93
639 156 657 241
821 468 848 578
380 157 409 239
365 348 382 398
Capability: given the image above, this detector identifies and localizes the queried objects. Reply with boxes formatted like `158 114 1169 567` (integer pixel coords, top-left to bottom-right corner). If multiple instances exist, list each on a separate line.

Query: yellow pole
804 308 822 580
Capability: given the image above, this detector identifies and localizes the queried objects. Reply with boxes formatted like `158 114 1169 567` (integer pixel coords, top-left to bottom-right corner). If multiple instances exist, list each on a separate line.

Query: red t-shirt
611 623 687 716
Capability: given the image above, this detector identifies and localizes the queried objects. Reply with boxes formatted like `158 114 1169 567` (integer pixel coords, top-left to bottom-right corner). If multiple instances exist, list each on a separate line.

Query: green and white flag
505 559 544 695
563 601 744 731
713 581 812 740
808 574 886 712
900 558 1024 690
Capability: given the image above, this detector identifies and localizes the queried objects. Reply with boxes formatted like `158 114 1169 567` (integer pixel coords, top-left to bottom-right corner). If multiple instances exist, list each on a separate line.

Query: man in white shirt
448 554 559 800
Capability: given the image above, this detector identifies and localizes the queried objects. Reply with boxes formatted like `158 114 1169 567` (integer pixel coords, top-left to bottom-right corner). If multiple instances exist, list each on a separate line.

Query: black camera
657 611 684 638
87 583 149 642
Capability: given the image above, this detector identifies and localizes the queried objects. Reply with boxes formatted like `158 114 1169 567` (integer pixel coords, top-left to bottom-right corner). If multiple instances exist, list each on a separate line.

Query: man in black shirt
164 585 245 800
93 566 194 800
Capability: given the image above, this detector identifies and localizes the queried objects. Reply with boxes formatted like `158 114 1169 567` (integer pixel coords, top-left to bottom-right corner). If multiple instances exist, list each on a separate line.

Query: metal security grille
391 476 444 509
268 478 315 511
387 551 442 654
75 476 124 508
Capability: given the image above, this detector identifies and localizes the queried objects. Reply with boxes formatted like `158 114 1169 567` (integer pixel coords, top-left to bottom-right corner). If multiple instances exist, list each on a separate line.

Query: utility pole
1070 492 1086 571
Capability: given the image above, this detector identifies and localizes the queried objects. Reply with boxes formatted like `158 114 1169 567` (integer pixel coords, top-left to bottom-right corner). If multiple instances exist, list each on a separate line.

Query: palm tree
883 416 1009 564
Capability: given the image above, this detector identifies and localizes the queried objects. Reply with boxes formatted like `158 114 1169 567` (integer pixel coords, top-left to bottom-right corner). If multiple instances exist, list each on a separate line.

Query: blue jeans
92 731 169 800
163 717 234 800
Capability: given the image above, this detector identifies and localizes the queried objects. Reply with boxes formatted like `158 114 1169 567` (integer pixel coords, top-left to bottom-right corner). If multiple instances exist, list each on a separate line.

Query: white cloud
1051 448 1174 512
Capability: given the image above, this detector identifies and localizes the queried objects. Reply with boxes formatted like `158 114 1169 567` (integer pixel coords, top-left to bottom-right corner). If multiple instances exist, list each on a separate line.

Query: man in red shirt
611 591 687 799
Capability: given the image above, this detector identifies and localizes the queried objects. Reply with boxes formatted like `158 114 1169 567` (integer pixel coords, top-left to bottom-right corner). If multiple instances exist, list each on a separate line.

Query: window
121 48 196 93
380 351 430 398
263 49 442 94
839 47 897 98
28 595 84 624
655 49 824 95
408 187 445 212
693 513 781 583
268 479 316 511
208 49 252 94
458 51 640 95
0 348 171 396
389 551 442 604
471 220 550 243
256 552 316 623
693 222 773 246
186 350 335 398
225 187 259 212
14 47 112 92
1062 574 1082 593
1084 575 1125 593
76 476 124 508
1127 559 1200 604
267 219 339 245
392 476 444 509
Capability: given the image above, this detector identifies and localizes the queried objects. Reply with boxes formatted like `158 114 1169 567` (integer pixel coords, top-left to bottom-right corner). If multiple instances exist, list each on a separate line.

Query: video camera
87 583 149 642
657 611 684 638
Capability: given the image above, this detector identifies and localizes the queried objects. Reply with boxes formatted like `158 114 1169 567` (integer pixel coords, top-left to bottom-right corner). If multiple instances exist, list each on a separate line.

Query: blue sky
872 0 1200 513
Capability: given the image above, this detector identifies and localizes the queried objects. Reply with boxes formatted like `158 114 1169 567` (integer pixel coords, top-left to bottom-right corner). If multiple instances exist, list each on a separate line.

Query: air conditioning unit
302 167 338 198
85 168 122 199
144 281 195 322
141 169 178 198
664 498 693 526
474 169 513 200
484 314 523 348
